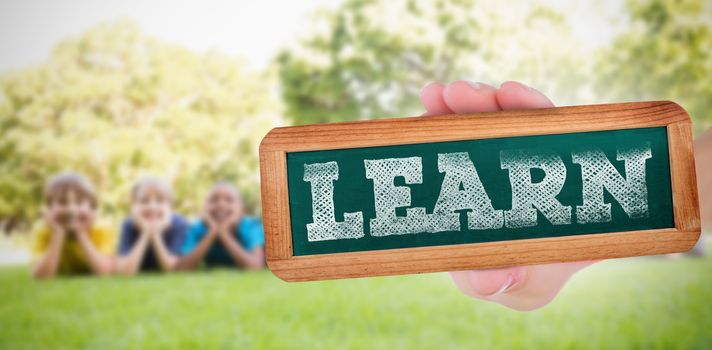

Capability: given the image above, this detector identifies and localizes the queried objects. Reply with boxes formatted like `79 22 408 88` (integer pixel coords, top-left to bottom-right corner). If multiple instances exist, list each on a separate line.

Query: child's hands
202 208 222 235
42 207 64 236
155 211 171 235
131 207 170 235
420 80 599 311
74 207 95 236
131 206 150 233
134 218 154 236
223 208 243 234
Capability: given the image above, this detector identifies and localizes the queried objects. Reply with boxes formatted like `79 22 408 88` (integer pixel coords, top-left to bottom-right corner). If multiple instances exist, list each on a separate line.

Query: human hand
42 207 65 236
420 80 599 311
202 208 223 236
222 207 243 235
133 206 169 236
74 207 95 237
131 207 153 235
154 211 171 235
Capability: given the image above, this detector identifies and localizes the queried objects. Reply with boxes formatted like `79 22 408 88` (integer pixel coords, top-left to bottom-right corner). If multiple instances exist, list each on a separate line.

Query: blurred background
0 0 710 349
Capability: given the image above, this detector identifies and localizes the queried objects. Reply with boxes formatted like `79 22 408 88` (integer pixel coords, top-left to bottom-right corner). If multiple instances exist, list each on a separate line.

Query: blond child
114 177 188 274
31 172 115 278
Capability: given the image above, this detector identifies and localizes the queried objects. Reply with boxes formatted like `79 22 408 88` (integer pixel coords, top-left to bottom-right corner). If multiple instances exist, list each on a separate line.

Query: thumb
450 266 528 298
450 261 599 311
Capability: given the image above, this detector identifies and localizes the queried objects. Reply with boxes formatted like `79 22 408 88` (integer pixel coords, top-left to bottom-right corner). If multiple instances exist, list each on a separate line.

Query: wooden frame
259 101 700 282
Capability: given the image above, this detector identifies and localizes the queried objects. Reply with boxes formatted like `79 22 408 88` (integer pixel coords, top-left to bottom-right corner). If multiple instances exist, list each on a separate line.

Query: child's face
46 190 95 232
132 186 172 225
206 186 243 223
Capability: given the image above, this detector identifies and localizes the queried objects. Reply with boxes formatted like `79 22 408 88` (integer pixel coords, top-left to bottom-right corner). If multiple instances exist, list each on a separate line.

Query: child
115 177 188 274
31 172 115 278
178 182 264 270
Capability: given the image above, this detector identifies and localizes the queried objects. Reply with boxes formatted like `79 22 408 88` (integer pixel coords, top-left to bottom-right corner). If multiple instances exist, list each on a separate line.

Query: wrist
214 228 229 239
52 229 66 240
150 228 162 239
219 228 233 241
74 230 88 242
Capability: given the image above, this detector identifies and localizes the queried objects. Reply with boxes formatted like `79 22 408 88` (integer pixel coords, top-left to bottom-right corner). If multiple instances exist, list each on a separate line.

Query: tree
277 0 488 124
596 0 712 133
0 20 283 231
277 0 593 125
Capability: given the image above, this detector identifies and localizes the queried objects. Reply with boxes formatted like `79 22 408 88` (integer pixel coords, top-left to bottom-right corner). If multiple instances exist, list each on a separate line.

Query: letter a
431 152 503 231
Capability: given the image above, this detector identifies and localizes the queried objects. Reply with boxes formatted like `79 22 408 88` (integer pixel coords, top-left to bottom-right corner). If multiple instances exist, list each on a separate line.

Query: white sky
0 0 625 72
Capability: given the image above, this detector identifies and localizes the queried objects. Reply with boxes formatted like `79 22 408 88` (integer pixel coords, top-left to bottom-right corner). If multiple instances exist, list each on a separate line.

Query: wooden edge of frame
667 120 702 233
258 101 701 282
259 150 293 261
267 229 701 282
260 100 691 152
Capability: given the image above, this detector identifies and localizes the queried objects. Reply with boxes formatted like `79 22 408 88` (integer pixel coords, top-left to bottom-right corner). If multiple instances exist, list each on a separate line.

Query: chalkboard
260 101 700 281
287 127 674 256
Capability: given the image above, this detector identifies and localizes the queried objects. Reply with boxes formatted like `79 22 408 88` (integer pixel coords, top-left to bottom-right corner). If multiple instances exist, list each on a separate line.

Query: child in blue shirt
115 177 188 274
178 182 264 269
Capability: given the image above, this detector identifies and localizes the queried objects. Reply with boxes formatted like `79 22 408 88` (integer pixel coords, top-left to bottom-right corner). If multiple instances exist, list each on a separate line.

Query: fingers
420 81 501 116
418 80 601 311
421 80 554 114
42 209 54 224
442 81 500 113
420 82 452 116
450 266 527 297
493 261 599 311
495 81 554 109
450 260 600 311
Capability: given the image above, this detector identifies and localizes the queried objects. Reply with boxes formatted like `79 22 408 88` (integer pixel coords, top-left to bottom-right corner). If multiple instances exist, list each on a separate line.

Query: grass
0 249 711 349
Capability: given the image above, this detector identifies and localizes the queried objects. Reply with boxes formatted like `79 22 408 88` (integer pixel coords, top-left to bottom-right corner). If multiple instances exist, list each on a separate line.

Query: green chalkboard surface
286 127 674 256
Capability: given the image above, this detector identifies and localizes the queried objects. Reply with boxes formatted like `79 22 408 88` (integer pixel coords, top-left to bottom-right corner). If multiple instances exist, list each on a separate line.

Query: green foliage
596 0 712 133
277 0 484 124
277 0 594 125
0 21 283 228
2 0 712 231
0 254 711 348
279 0 712 133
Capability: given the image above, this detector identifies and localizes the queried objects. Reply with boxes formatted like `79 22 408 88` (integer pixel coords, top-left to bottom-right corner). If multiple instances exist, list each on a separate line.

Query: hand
131 207 151 235
420 80 599 311
77 207 95 233
216 211 241 241
136 217 157 236
138 217 163 237
202 209 222 236
68 216 88 239
223 208 243 234
42 208 64 236
155 212 171 235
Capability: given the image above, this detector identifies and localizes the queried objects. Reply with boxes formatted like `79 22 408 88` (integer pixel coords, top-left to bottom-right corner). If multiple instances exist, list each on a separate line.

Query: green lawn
1 250 711 349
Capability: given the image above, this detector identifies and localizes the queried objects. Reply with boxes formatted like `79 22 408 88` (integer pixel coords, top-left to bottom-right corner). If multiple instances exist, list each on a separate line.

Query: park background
0 0 711 348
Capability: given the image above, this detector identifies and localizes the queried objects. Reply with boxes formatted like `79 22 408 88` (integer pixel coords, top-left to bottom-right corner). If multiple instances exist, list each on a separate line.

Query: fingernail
507 80 537 92
490 268 527 296
491 274 515 296
466 81 482 90
465 81 498 93
520 81 536 91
